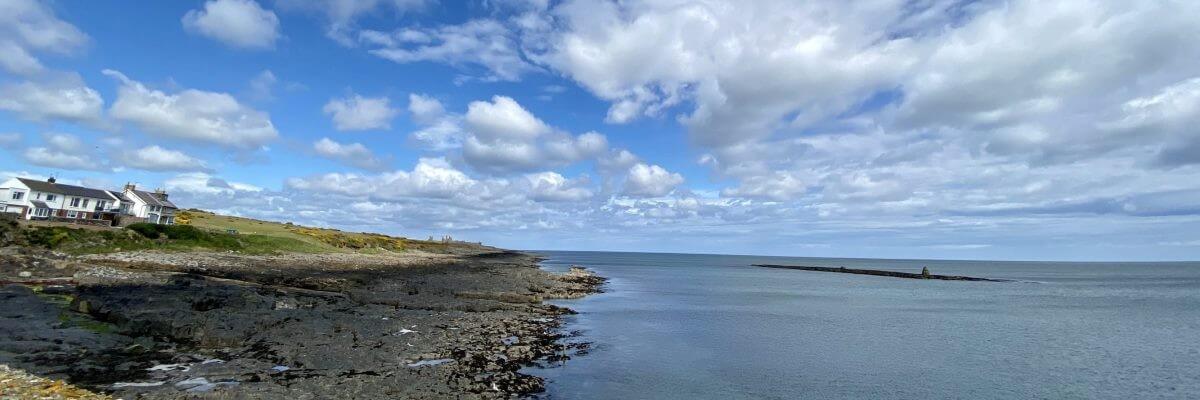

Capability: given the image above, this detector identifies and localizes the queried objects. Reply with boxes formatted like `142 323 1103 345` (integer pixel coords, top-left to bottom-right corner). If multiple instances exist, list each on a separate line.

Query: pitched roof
131 190 178 209
17 178 112 199
107 190 131 202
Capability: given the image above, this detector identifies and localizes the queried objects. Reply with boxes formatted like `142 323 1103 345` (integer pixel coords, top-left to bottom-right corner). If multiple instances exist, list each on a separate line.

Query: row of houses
0 177 178 225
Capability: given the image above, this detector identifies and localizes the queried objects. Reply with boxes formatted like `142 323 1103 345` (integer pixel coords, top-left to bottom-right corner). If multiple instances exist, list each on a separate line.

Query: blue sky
2 0 1199 261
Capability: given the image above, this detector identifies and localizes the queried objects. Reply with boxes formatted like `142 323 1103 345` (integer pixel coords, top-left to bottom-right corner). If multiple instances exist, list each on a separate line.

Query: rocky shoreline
0 245 605 398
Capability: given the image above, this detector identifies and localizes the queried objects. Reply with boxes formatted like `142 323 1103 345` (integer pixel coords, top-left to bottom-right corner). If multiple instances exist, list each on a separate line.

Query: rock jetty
753 264 1008 282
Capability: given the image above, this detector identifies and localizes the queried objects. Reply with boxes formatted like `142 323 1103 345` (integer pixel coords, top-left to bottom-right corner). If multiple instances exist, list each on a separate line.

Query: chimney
124 183 136 192
47 177 56 183
154 188 168 199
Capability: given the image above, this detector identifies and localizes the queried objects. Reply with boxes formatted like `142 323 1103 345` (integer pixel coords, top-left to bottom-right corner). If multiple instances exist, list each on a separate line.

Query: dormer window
10 191 23 200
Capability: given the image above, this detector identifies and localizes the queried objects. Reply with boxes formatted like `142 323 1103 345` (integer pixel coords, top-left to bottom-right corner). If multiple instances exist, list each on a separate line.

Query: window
70 198 81 207
97 201 107 210
82 199 89 208
36 193 41 200
11 191 23 200
46 194 56 201
67 211 78 218
34 208 50 217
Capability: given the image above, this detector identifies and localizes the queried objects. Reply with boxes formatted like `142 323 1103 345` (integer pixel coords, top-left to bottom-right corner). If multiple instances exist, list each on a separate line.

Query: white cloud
455 95 608 173
362 19 536 81
623 163 683 197
104 69 279 149
465 95 549 142
312 137 389 170
721 171 807 201
165 172 263 195
407 93 445 124
538 0 914 147
323 93 399 131
182 0 281 50
525 171 592 202
120 145 210 172
276 0 431 45
0 0 88 75
21 133 106 171
287 157 478 200
0 73 104 124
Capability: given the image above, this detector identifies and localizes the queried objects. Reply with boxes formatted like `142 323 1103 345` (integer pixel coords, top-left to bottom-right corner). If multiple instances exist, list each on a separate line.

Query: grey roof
131 190 178 209
17 178 112 199
30 200 50 209
107 190 131 202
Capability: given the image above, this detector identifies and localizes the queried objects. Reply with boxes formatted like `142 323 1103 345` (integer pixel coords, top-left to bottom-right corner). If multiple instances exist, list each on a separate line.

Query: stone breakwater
0 248 605 399
753 264 1009 282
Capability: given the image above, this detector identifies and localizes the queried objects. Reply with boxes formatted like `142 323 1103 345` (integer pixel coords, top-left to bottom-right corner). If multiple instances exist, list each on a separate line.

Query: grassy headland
4 209 474 255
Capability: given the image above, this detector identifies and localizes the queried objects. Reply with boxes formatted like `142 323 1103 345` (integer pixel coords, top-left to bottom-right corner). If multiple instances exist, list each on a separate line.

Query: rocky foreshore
0 245 605 398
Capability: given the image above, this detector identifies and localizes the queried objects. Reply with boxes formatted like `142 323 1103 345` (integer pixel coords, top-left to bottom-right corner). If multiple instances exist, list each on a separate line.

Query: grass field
2 209 471 255
178 210 340 252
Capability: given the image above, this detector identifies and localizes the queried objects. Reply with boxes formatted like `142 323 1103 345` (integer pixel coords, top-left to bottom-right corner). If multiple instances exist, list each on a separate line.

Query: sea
524 251 1200 400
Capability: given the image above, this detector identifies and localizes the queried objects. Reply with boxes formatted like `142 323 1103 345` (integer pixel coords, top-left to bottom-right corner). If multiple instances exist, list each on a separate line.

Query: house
0 177 126 223
123 184 178 225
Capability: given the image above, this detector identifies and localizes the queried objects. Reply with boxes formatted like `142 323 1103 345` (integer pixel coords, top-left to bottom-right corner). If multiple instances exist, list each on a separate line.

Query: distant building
122 184 178 225
0 177 176 225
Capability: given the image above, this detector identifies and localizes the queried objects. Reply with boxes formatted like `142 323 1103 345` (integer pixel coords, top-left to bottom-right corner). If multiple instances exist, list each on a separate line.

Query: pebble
407 359 454 368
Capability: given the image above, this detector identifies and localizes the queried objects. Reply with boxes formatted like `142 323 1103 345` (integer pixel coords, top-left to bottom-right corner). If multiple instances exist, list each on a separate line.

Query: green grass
179 211 339 251
2 209 478 256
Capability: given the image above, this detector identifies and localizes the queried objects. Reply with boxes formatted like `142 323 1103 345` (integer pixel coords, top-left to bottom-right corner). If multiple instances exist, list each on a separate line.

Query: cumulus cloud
407 93 445 124
405 95 610 174
406 93 466 150
312 137 389 171
104 69 279 149
622 163 683 197
0 73 104 124
119 145 210 172
463 96 606 173
182 0 281 50
22 133 107 171
323 93 399 131
465 95 550 141
287 157 479 200
525 171 593 202
0 0 88 75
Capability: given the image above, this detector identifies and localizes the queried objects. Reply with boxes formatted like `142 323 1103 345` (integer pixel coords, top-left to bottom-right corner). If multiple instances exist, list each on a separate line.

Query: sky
1 0 1199 261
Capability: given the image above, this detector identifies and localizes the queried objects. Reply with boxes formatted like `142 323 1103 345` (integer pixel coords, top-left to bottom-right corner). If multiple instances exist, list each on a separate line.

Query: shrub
126 223 166 239
164 225 204 240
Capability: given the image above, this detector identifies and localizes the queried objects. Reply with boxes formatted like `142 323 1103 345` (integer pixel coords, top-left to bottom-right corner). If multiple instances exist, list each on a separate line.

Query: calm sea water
525 251 1200 400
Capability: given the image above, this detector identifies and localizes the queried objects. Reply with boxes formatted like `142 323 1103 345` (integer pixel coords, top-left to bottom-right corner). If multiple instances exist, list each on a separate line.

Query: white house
123 184 178 225
0 177 126 222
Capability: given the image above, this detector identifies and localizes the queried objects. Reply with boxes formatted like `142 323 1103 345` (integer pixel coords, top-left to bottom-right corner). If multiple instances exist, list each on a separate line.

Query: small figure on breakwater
921 267 931 279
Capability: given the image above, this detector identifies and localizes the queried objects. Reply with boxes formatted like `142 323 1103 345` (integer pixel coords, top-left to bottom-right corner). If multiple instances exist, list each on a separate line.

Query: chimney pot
47 177 56 183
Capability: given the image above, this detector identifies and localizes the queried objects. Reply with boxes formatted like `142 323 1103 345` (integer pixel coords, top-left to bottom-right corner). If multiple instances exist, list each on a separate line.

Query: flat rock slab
753 264 1009 282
